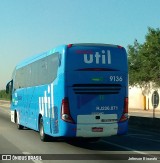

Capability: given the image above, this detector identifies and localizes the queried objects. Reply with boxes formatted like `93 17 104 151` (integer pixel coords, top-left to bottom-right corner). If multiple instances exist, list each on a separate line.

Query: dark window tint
14 53 59 89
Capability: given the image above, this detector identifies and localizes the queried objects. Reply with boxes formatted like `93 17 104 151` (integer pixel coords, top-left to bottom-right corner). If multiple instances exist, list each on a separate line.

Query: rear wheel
39 117 48 141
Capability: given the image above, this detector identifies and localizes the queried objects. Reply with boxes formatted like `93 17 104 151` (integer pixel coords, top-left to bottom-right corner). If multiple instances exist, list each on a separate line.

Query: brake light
120 98 128 122
61 98 74 123
67 44 73 48
117 45 124 49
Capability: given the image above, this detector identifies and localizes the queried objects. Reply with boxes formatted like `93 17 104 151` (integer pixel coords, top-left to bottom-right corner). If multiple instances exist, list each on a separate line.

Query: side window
21 67 27 88
39 58 48 85
30 61 38 86
13 52 60 88
14 66 29 89
12 68 16 89
14 69 19 89
26 64 32 87
15 68 23 89
47 53 59 83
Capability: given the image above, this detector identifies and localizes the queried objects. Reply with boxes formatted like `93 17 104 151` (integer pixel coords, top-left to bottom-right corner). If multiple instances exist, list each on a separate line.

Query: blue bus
6 43 128 141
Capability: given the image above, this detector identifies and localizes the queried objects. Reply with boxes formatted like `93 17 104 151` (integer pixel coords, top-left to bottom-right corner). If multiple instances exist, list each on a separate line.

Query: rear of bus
62 43 128 138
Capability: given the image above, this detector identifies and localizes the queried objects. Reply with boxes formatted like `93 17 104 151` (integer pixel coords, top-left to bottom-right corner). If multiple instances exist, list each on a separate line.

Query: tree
0 90 10 100
128 27 160 94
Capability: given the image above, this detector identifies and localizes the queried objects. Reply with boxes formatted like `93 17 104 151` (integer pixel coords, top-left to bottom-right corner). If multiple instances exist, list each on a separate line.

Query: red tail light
117 45 124 49
67 44 73 48
120 98 128 122
61 98 74 123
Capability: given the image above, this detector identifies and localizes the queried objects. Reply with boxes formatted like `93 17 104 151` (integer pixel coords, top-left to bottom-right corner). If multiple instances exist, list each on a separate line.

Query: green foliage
128 27 160 91
0 90 10 100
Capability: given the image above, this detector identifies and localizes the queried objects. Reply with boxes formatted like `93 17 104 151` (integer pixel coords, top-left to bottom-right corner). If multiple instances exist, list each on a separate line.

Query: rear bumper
76 123 118 137
58 120 128 138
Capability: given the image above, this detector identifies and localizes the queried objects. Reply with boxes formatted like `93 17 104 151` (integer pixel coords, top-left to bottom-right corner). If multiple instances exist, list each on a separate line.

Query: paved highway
0 102 160 162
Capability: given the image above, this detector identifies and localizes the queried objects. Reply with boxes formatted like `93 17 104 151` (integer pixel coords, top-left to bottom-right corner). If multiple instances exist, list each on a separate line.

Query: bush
0 90 10 100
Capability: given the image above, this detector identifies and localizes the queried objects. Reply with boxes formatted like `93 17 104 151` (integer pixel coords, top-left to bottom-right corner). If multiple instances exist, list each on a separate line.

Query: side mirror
6 80 13 94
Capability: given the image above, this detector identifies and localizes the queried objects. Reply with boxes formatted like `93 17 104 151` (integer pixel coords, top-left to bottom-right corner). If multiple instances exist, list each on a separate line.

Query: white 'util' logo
84 50 111 64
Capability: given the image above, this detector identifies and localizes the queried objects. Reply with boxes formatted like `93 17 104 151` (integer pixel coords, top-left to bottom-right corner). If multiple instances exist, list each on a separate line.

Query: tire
39 117 48 142
16 113 23 130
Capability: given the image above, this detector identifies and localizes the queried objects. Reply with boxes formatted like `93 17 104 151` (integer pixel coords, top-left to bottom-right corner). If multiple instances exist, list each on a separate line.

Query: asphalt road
0 104 160 162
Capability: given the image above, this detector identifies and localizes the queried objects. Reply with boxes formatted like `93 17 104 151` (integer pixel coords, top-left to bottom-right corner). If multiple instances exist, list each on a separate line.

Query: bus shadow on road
65 138 121 151
65 135 160 151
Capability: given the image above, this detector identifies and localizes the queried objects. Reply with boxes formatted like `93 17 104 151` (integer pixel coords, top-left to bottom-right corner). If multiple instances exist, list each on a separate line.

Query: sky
0 0 160 90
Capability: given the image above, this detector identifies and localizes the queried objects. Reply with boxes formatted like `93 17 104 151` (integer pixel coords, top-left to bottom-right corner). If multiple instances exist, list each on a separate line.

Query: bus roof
15 43 125 69
67 43 124 48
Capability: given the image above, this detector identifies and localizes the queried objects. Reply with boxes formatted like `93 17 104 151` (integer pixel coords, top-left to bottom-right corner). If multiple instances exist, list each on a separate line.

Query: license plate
92 127 103 132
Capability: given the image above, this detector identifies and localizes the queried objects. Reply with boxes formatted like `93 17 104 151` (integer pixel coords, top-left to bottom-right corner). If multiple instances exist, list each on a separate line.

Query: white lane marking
100 140 147 155
125 134 152 137
101 140 160 159
130 128 160 137
128 135 160 143
22 152 43 163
